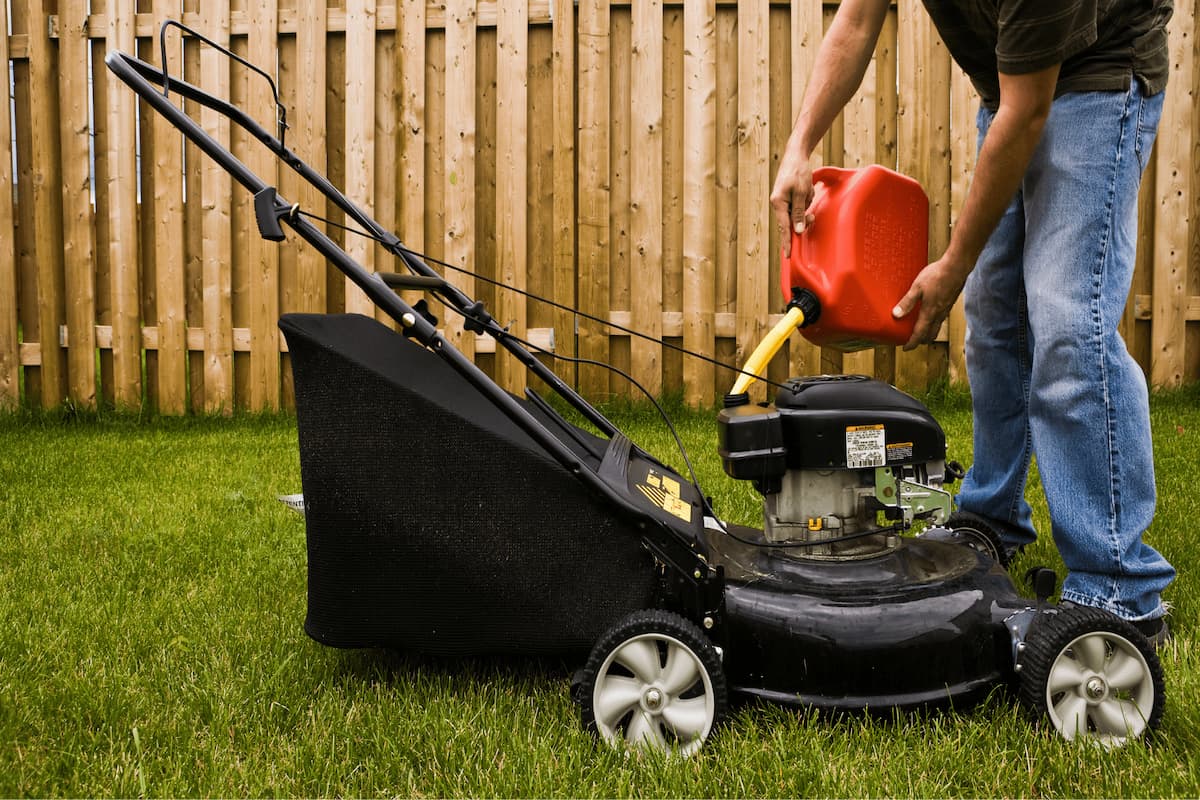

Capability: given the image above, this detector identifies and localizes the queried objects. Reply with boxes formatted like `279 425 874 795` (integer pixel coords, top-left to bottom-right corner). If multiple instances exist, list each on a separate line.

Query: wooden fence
3 1 1198 414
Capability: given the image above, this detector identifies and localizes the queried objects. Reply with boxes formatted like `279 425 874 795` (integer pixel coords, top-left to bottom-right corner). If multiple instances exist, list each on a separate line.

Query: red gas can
781 165 929 351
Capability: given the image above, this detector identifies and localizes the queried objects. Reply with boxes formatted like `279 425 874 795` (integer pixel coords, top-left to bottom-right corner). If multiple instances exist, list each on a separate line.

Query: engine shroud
718 375 946 485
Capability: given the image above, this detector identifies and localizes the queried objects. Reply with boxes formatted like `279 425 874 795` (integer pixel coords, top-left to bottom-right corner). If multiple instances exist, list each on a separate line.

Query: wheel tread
1017 604 1164 741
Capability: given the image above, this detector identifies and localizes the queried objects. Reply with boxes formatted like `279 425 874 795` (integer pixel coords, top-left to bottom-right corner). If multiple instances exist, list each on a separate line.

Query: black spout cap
788 287 821 327
723 392 750 408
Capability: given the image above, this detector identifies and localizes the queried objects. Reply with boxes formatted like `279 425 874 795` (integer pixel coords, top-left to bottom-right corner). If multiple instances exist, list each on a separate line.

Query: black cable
298 207 870 551
294 207 797 394
455 308 900 552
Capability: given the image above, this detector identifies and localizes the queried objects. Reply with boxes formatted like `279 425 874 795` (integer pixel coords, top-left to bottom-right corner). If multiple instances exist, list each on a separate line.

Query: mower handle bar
104 36 619 439
104 31 726 593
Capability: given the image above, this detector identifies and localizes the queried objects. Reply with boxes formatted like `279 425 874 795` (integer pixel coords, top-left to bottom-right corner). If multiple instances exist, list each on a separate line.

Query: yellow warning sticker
638 484 693 522
638 471 690 522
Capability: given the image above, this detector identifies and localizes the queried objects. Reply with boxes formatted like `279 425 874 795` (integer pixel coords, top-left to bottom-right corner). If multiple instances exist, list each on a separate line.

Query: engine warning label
887 442 914 462
846 425 886 468
638 471 693 523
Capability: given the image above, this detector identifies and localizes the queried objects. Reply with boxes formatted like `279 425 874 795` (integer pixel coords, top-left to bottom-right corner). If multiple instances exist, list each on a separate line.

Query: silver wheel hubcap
592 632 715 757
1046 630 1155 746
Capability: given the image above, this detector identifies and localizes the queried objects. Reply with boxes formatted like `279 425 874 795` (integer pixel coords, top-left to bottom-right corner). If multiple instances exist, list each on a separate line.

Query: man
770 0 1175 642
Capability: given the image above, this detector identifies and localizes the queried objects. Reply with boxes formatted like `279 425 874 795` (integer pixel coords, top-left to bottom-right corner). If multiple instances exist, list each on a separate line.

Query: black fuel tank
718 375 946 481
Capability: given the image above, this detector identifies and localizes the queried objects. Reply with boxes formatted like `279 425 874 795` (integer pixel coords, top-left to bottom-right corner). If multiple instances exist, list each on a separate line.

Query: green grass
2 386 1199 797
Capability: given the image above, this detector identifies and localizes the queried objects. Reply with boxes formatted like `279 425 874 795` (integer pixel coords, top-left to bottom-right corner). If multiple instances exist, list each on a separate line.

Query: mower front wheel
1017 604 1164 746
577 609 726 757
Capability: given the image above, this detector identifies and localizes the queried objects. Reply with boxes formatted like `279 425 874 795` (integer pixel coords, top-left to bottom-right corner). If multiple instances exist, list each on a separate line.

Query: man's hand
892 255 972 350
770 148 816 258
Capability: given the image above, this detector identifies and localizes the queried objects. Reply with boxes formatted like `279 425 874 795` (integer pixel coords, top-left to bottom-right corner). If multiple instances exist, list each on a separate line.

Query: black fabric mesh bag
280 313 657 657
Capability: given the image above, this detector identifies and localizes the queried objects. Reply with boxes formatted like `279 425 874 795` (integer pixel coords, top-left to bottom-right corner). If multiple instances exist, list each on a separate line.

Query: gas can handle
806 180 829 220
797 181 828 272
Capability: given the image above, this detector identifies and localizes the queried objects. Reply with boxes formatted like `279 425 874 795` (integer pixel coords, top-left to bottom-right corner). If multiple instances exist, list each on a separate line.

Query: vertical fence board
495 0 528 392
948 67 977 385
0 0 18 408
248 0 280 410
609 10 631 381
552 0 577 377
13 0 38 403
444 0 477 360
27 0 66 408
344 0 376 316
58 0 97 409
297 1 328 316
766 7 791 388
682 0 716 406
324 30 347 313
91 28 113 406
735 0 770 401
870 8 898 384
151 0 187 414
474 27 496 376
424 30 445 265
577 0 610 396
398 0 425 295
786 0 822 381
630 0 663 396
277 24 300 408
528 26 554 352
199 2 233 414
231 30 251 409
106 0 142 407
661 9 684 392
714 8 738 396
896 3 950 391
1151 14 1192 387
137 28 160 410
183 35 204 413
374 24 399 326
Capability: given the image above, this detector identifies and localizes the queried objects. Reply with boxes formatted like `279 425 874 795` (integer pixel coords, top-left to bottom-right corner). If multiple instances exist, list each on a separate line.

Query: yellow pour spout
729 305 807 396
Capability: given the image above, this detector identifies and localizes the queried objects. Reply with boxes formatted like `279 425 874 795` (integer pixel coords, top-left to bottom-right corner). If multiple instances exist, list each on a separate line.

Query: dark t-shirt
921 0 1173 109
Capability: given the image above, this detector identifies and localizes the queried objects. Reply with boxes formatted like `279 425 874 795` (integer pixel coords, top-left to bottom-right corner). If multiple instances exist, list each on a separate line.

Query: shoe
1133 616 1172 650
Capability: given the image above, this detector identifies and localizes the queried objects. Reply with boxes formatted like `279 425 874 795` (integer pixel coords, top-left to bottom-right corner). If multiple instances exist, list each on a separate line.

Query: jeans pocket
1133 84 1164 173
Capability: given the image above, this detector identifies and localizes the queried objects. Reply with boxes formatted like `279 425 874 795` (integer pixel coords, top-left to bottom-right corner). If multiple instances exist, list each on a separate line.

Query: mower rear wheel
1018 604 1163 746
577 609 726 757
943 510 1008 566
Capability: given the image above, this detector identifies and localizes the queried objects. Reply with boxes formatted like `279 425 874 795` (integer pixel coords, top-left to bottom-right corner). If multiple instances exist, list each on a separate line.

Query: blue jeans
958 80 1175 622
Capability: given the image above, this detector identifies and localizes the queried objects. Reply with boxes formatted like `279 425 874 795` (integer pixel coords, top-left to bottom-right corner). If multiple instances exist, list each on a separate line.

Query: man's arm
771 0 889 256
893 64 1060 349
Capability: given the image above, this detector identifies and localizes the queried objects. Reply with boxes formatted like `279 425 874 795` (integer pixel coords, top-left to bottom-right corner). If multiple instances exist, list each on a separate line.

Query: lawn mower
108 23 1165 754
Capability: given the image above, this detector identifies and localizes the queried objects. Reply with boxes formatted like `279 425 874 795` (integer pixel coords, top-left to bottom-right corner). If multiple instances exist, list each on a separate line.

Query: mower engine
718 375 955 559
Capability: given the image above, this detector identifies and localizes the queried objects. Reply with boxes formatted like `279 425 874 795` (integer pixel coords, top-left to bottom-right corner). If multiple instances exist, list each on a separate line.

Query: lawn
2 385 1199 797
